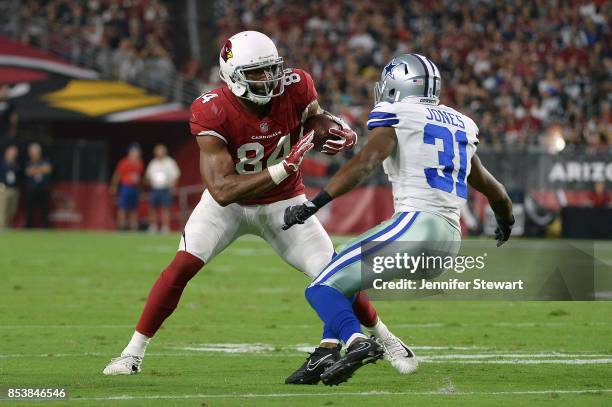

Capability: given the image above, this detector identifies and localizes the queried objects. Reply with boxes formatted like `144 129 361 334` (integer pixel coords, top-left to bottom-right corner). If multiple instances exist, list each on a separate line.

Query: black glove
282 201 319 230
495 215 515 247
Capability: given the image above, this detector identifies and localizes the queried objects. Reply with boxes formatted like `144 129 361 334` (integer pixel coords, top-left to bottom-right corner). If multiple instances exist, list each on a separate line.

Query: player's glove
494 214 515 247
282 201 319 230
322 127 358 155
268 130 314 184
282 190 333 230
321 113 358 155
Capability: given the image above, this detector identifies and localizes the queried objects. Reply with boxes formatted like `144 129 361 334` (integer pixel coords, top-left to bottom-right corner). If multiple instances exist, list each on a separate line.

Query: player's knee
161 251 205 287
305 283 342 306
304 284 320 306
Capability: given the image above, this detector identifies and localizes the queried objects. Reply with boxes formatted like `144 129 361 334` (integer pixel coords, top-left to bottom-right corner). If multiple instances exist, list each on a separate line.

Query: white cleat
378 333 418 375
102 354 142 375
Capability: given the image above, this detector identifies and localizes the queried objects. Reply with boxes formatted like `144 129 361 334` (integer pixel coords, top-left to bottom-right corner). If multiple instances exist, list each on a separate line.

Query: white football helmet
219 31 285 105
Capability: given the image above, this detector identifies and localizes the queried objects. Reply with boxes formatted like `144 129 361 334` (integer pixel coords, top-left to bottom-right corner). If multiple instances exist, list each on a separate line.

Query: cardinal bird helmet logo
221 40 233 61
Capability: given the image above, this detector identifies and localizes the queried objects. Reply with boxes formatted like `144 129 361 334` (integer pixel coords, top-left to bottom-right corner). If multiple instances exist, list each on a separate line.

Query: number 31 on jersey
423 123 469 199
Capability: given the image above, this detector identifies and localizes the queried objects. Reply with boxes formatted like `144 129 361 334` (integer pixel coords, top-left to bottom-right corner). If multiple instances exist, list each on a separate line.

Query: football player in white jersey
282 54 514 385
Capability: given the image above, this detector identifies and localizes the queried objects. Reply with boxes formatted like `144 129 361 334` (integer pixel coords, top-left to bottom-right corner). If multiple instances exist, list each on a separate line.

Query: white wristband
268 162 289 185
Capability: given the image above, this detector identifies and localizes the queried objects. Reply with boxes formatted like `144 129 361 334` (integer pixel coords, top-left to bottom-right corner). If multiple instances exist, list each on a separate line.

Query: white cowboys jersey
367 100 479 231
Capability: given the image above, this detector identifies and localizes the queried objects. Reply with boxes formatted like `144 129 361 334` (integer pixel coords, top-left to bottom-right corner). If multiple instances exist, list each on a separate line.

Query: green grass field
1 231 611 406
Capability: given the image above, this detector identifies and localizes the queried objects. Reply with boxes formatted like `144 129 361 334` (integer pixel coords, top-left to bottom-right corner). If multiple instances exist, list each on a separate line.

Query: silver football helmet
374 54 441 104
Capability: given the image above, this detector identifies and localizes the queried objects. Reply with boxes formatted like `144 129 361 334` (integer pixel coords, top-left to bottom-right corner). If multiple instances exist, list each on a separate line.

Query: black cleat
320 337 384 386
285 345 341 385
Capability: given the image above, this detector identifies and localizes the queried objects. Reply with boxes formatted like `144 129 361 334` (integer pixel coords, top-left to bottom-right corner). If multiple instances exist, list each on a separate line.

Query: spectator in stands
145 144 180 233
110 143 144 231
0 84 18 142
25 142 52 228
0 145 20 229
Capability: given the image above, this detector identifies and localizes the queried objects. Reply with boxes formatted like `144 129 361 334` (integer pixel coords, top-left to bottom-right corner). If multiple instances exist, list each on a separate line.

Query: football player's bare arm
302 99 342 122
467 154 513 222
323 126 397 198
197 136 277 206
304 100 324 119
197 133 314 206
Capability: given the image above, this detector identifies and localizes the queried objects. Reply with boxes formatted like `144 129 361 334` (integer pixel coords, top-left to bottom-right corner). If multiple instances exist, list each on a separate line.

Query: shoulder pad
285 68 313 97
190 90 228 131
367 102 402 130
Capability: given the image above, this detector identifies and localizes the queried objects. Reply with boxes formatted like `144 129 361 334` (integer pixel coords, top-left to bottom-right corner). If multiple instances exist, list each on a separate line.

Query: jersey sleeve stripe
368 111 397 120
197 130 228 143
367 118 400 129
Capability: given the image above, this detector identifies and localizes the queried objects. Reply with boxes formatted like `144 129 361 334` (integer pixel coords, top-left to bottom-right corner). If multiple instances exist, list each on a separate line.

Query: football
303 114 342 153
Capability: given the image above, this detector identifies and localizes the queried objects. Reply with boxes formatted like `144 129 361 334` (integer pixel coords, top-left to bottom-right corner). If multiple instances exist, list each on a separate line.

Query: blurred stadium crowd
9 0 611 150
213 0 610 150
15 0 175 93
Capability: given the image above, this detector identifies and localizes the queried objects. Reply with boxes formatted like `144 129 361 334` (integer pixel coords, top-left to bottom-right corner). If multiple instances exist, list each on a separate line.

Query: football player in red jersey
103 31 415 381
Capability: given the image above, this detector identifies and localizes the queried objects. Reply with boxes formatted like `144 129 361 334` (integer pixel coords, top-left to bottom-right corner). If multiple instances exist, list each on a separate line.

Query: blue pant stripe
313 212 408 283
317 212 420 285
329 212 408 267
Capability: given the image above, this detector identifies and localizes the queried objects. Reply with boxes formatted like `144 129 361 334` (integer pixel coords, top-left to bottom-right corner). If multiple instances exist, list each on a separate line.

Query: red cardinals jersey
189 68 317 205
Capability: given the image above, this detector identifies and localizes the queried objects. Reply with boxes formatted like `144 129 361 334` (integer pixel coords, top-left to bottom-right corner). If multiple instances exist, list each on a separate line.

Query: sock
352 291 379 328
135 251 204 337
320 322 340 346
305 284 363 344
122 331 150 358
366 319 390 338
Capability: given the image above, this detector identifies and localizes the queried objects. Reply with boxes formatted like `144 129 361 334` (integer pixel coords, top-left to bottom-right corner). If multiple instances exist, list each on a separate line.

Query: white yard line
3 348 612 366
2 321 608 329
0 325 136 329
421 353 612 359
428 359 612 364
70 389 612 401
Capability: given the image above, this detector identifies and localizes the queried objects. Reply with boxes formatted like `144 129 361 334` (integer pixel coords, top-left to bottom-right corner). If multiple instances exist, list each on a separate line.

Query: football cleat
320 337 384 386
102 354 142 375
285 345 341 385
378 332 418 374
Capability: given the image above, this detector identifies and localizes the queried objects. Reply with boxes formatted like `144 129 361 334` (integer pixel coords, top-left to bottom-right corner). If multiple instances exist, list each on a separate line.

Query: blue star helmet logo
383 60 399 79
384 59 408 79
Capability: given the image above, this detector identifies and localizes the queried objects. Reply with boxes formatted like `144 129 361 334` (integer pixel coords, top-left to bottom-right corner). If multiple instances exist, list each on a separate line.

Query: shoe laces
380 334 408 356
110 354 141 365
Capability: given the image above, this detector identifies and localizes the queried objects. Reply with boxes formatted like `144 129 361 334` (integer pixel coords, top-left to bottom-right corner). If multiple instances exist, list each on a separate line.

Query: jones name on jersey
189 68 317 205
367 101 479 230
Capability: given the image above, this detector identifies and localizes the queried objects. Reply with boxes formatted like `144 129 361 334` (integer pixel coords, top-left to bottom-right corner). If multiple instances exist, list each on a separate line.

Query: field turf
1 230 611 406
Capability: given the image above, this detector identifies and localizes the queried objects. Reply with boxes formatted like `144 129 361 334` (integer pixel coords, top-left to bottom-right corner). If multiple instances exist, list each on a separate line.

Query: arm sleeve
189 95 229 144
366 102 401 130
